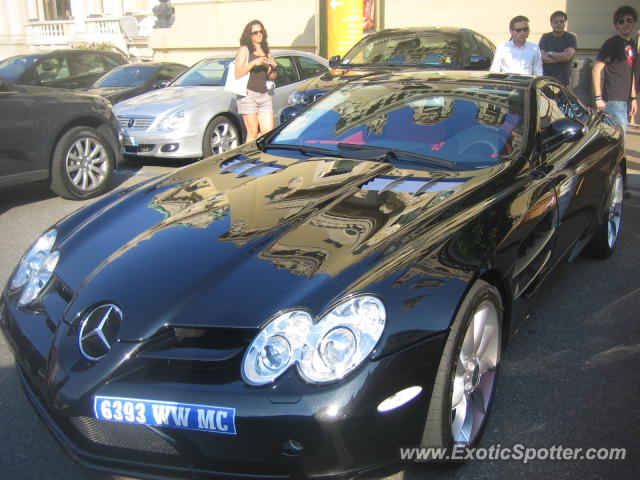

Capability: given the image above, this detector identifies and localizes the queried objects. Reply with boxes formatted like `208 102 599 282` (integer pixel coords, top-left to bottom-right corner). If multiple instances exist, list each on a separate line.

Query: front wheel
421 280 502 448
50 126 115 200
583 168 623 259
202 115 240 157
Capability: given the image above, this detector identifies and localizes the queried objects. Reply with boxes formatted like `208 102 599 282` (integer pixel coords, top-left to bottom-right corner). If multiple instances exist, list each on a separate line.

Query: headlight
287 91 316 106
157 110 186 131
11 229 60 306
242 295 386 385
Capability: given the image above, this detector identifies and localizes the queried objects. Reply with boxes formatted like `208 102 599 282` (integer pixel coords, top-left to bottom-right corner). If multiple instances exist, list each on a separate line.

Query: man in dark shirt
539 11 577 85
592 5 638 133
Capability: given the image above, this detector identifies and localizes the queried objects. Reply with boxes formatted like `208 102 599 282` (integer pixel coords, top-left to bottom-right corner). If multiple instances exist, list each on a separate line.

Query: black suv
0 49 128 89
281 27 495 121
0 77 123 199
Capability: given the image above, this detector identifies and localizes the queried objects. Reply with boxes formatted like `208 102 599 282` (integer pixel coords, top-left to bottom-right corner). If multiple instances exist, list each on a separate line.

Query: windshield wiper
337 143 456 169
259 142 392 161
259 143 339 156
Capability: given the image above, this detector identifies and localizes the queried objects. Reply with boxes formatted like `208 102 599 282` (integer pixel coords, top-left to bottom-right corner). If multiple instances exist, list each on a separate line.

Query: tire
202 115 240 157
583 168 623 259
421 280 502 448
50 126 114 200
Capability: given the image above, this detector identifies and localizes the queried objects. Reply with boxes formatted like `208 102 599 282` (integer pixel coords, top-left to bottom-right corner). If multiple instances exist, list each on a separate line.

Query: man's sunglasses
617 17 635 25
513 27 529 33
251 29 264 35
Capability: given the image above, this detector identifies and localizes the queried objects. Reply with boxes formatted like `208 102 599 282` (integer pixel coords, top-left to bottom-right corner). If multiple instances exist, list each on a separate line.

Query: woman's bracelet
594 95 602 100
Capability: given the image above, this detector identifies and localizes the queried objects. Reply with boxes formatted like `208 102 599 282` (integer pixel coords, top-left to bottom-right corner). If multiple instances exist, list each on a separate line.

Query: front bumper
1 292 446 479
122 127 203 159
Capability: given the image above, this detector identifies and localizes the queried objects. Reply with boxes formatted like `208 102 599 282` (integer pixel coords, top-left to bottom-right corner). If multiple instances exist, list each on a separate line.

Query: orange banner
327 0 364 59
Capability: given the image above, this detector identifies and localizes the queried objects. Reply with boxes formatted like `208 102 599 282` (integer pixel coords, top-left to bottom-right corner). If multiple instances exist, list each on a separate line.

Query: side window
34 55 70 83
275 57 298 87
475 34 494 59
538 83 588 131
167 64 187 80
157 65 178 81
71 53 108 76
461 31 480 60
296 56 328 80
102 54 123 70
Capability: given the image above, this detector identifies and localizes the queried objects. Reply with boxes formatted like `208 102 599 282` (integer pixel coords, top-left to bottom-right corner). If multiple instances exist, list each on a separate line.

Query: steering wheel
458 139 501 156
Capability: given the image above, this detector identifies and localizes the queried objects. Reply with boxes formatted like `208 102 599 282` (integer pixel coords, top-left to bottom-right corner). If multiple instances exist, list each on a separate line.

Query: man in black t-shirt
592 5 638 133
539 10 577 85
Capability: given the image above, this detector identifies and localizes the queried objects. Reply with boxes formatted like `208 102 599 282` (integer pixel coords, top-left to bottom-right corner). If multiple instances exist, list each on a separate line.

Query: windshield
271 77 525 170
172 58 230 87
94 65 156 87
341 32 459 67
0 54 43 81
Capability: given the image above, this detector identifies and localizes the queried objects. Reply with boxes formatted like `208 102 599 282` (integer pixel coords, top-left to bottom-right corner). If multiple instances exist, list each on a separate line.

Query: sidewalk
626 125 640 195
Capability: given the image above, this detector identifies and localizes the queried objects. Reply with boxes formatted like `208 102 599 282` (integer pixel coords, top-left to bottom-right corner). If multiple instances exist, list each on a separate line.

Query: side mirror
329 55 341 68
468 55 490 70
541 118 586 152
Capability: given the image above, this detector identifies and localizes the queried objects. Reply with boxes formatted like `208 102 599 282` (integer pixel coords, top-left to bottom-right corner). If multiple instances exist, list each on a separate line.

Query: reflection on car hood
299 66 397 92
54 147 501 340
114 86 228 116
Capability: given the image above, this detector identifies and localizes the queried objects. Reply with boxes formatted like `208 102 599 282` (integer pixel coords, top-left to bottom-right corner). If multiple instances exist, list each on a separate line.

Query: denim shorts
605 101 628 133
237 90 273 114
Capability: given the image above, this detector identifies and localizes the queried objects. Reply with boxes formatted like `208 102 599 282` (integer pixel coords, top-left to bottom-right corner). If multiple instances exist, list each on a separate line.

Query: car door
0 79 45 187
534 81 609 260
272 55 302 121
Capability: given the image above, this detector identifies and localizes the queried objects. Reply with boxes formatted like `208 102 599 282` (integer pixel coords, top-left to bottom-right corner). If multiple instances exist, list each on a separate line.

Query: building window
43 0 72 20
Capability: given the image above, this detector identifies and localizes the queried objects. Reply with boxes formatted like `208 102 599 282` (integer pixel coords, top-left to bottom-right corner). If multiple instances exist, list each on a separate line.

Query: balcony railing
25 14 155 59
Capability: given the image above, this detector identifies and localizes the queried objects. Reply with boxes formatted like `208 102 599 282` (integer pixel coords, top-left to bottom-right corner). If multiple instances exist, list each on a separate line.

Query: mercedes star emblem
78 304 122 361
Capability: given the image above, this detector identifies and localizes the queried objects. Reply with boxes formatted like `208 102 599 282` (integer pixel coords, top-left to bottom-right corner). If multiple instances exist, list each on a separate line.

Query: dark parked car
1 71 625 479
88 62 188 104
281 27 496 122
0 49 128 89
0 77 123 199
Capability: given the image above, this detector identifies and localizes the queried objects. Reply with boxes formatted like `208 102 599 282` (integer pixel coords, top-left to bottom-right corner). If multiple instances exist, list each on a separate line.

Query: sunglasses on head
513 27 529 33
617 17 635 25
251 29 264 35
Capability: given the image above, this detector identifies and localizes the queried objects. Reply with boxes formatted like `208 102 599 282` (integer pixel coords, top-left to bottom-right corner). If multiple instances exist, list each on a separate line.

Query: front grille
70 416 180 456
118 116 155 130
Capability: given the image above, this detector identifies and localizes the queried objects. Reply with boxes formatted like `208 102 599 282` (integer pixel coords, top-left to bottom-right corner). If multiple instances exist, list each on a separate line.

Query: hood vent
220 156 283 178
361 175 467 196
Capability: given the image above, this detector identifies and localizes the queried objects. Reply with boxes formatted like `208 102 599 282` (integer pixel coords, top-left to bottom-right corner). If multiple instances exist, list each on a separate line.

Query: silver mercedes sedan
114 50 328 159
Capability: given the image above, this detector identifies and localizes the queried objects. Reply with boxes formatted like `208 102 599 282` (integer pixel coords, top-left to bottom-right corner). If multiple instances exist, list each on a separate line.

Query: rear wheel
421 280 502 448
50 126 114 200
202 115 240 157
584 168 623 259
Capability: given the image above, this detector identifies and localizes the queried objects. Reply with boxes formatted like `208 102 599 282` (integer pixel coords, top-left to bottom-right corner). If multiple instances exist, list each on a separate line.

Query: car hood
54 146 503 341
114 86 227 116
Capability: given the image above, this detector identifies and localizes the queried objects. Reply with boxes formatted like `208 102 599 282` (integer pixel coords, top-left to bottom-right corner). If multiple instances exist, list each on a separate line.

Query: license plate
124 135 138 146
94 395 236 435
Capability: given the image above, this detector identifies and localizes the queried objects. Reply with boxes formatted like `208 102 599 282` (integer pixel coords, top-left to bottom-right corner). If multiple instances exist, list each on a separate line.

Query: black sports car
0 71 625 479
280 27 495 122
88 62 188 104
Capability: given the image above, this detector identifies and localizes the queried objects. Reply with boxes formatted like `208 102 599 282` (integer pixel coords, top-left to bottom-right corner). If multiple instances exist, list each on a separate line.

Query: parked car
114 50 329 159
281 27 496 122
0 77 123 199
88 62 188 104
0 71 624 479
0 49 128 89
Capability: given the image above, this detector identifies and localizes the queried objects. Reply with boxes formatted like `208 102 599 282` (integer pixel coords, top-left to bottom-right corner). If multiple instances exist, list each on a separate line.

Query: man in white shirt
491 15 543 75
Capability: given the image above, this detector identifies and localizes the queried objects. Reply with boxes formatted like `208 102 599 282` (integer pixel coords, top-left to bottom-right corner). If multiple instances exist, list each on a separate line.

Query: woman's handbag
224 61 249 96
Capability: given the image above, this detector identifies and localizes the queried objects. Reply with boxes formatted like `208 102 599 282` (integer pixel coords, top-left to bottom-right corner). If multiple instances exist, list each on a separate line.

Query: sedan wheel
50 126 114 200
422 280 502 449
203 115 239 157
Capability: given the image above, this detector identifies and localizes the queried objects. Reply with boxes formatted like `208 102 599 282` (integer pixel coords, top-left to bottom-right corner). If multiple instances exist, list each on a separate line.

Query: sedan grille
118 116 155 131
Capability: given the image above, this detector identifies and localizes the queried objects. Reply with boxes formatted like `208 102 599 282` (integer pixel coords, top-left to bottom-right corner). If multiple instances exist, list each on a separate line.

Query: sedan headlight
157 110 186 131
287 90 319 106
243 295 386 385
11 229 60 306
